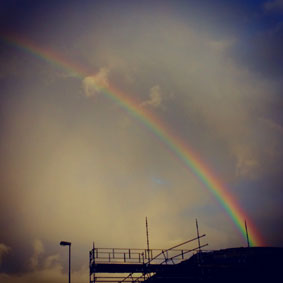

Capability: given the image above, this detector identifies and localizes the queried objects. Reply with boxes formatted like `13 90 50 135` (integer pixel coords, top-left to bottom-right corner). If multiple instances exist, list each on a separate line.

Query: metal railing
120 236 208 283
90 234 208 283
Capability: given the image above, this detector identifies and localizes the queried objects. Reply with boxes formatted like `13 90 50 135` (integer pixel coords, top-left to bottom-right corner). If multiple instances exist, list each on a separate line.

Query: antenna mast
146 217 150 261
245 220 250 247
196 219 201 252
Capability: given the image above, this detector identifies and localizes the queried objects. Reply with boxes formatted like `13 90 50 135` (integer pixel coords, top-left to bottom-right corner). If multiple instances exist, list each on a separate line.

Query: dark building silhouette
146 247 283 283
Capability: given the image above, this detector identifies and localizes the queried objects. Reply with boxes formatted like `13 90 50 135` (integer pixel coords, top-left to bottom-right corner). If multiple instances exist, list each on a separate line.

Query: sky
0 0 282 282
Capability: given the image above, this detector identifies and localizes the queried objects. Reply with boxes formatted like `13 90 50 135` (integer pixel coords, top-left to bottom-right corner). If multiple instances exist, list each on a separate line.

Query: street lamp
60 241 71 283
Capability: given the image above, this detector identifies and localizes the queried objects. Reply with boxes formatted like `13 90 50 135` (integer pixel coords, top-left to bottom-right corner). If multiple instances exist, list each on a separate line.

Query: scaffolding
89 234 208 283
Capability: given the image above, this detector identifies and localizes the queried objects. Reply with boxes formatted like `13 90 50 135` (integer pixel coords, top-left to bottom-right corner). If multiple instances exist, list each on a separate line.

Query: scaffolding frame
89 234 207 283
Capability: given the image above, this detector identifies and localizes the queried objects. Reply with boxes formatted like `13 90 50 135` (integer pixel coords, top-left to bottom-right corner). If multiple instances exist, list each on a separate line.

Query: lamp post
60 241 71 283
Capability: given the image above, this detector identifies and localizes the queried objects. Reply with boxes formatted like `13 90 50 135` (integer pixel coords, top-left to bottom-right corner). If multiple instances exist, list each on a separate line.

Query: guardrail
89 234 208 283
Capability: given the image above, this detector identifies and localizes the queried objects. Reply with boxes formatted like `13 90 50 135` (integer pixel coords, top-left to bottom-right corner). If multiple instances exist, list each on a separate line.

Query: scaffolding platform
89 235 207 282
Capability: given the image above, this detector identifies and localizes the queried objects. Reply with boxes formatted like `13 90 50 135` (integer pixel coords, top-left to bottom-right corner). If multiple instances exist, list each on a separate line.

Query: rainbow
1 33 265 246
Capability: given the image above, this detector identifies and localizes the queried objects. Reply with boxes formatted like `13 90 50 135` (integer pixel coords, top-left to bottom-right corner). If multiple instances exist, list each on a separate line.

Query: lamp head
60 241 71 246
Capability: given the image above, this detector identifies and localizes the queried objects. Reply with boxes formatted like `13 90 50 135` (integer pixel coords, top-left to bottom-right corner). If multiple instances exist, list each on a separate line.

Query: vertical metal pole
196 219 201 267
69 244 71 283
89 248 91 283
245 220 250 248
196 219 201 252
146 217 150 261
92 242 95 283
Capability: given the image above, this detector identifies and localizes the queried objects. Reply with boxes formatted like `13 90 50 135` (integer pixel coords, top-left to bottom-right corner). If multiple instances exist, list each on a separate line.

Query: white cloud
43 254 60 269
0 263 88 283
141 85 163 108
233 145 260 180
0 243 10 265
0 240 87 283
30 239 45 269
82 67 110 97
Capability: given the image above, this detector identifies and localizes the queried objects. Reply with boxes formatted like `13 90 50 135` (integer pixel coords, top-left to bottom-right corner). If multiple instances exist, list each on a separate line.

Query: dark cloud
231 22 283 79
264 0 283 12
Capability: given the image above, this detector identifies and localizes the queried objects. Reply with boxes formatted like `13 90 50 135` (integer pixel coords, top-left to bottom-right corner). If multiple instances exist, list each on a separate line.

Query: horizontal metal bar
167 243 208 261
94 279 145 280
94 282 145 283
91 259 184 265
146 234 206 265
163 234 206 251
92 258 187 262
94 248 193 252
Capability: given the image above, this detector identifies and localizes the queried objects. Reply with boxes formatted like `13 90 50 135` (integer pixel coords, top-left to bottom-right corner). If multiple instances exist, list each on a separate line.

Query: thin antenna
145 217 150 261
90 242 95 283
93 242 95 259
245 220 250 248
196 219 201 253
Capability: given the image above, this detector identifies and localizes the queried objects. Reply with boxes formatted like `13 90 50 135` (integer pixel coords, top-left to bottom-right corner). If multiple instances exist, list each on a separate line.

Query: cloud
0 244 10 265
82 67 110 97
233 145 260 179
0 239 87 283
208 39 235 52
43 254 60 269
141 85 163 108
259 117 283 134
1 2 283 271
30 239 44 270
264 0 283 12
0 262 88 283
